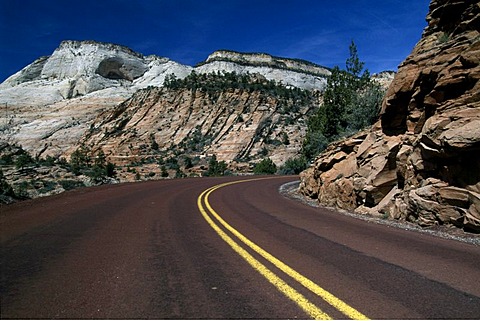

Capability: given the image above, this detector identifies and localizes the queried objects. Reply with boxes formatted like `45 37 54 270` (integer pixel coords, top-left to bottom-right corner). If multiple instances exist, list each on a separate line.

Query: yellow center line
198 185 331 320
197 177 369 320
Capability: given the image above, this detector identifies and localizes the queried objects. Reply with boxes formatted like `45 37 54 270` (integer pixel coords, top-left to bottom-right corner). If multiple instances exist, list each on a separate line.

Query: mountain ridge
0 39 392 202
200 49 331 76
1 40 332 91
1 39 364 160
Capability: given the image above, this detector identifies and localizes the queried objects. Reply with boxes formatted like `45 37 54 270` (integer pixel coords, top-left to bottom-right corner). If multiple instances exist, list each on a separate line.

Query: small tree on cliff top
303 41 384 161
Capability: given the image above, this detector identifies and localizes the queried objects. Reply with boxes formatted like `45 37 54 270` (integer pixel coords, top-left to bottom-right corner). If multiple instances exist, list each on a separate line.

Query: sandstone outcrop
0 40 192 107
196 50 331 90
0 40 330 161
300 0 480 232
0 40 192 158
82 83 320 168
0 39 392 201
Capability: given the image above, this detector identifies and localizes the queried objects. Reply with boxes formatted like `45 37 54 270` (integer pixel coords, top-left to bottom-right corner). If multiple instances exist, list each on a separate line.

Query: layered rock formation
82 82 320 168
0 40 329 160
196 50 330 90
300 0 480 232
0 39 393 201
0 40 192 106
0 40 192 158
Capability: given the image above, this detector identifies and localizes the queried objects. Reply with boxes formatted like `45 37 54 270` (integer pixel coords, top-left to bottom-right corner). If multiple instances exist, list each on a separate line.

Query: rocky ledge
196 50 331 90
300 0 480 233
203 50 331 77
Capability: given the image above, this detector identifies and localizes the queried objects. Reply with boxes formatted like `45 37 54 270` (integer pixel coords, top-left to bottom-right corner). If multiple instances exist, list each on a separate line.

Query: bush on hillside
302 41 385 160
253 158 277 175
279 156 308 175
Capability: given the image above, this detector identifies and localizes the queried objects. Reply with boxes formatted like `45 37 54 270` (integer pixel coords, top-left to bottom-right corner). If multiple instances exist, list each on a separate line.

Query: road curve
1 176 479 319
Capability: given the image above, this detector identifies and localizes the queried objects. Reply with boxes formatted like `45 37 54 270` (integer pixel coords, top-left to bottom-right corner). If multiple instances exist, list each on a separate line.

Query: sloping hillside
82 72 321 172
0 40 329 160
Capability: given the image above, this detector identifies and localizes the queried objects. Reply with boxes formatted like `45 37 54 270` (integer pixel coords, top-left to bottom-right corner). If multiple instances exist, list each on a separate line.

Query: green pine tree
302 41 384 161
253 158 277 175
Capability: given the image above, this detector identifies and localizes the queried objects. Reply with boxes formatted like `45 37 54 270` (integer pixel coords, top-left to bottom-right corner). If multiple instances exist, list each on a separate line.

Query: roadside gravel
280 180 480 246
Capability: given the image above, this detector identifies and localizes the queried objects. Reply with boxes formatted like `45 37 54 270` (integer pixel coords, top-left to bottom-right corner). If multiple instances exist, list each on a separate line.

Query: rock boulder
300 0 480 232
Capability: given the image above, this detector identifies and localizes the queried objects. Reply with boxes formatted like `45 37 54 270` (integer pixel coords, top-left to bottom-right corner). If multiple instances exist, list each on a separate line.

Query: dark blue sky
0 0 430 82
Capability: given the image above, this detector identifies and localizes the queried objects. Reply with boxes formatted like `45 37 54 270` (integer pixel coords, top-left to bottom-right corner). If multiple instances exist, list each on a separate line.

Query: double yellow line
197 178 369 320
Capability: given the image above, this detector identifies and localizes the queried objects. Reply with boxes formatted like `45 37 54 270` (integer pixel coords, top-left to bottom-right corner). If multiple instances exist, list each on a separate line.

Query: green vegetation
150 133 159 151
164 70 315 104
175 168 186 178
12 181 31 199
194 50 330 77
206 154 228 177
15 151 35 169
0 145 36 170
253 158 277 175
0 168 15 198
59 179 85 191
0 143 118 202
437 32 451 44
279 156 308 175
302 41 385 161
178 126 213 153
160 165 169 178
69 145 116 182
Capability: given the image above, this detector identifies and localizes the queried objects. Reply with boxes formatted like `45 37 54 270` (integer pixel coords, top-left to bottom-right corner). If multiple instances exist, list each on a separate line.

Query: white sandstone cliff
0 40 331 159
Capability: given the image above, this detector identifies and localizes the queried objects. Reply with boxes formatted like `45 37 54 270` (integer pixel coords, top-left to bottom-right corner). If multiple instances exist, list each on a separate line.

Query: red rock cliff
300 0 480 232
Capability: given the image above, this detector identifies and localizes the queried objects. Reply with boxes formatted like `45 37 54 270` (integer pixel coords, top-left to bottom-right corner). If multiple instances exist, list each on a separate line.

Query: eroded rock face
300 0 480 232
3 40 196 103
96 56 148 81
0 40 191 106
196 50 331 90
205 50 331 76
0 40 331 160
82 86 320 167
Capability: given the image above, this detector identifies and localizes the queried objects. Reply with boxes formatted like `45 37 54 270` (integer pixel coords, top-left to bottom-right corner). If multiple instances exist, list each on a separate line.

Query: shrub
165 157 179 170
0 154 13 165
38 155 57 166
253 158 277 175
281 132 290 145
437 32 450 44
15 153 34 169
69 145 91 175
36 180 57 194
160 165 169 177
184 156 193 169
206 154 228 177
0 169 15 197
302 131 329 161
150 133 159 151
279 156 308 175
59 180 85 191
13 181 31 198
175 168 186 178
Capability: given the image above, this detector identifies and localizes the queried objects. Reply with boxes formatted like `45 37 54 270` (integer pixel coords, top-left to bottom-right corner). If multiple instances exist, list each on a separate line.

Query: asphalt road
1 176 479 319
